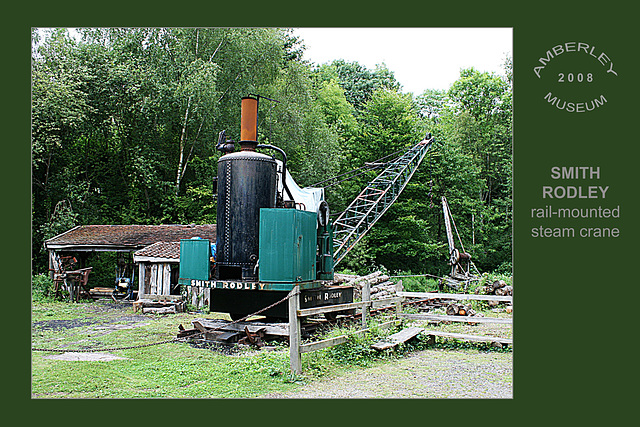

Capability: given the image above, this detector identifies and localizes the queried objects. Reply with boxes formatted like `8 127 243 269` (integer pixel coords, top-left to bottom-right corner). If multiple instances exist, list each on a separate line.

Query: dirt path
263 349 512 399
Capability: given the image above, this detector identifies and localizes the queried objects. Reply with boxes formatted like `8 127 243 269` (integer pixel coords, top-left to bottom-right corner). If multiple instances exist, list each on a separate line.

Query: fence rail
397 291 512 303
400 313 512 324
288 287 512 374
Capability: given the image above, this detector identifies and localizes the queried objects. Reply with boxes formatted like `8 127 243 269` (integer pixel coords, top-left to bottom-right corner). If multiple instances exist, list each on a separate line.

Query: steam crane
178 96 434 320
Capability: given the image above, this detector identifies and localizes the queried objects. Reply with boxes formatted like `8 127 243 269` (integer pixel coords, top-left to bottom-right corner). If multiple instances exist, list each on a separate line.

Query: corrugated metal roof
133 241 181 261
45 224 217 250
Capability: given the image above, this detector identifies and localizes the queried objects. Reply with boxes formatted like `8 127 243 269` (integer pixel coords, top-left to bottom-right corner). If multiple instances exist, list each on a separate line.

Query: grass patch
30 301 413 398
31 300 302 398
31 297 511 398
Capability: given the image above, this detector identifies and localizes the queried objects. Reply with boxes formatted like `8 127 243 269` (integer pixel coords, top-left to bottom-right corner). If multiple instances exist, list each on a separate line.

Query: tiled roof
45 224 217 250
133 241 181 261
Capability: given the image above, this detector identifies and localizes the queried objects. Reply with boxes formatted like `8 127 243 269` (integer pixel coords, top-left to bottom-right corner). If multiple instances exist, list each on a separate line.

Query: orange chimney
240 96 258 150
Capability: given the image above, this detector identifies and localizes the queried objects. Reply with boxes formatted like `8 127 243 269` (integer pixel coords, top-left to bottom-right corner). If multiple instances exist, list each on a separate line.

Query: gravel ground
262 349 512 399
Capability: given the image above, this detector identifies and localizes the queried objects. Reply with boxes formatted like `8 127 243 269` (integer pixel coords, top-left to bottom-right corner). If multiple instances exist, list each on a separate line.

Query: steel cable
32 291 300 353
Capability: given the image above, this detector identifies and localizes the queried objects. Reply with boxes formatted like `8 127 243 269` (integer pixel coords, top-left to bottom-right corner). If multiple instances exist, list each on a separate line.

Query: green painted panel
179 239 210 281
259 208 317 283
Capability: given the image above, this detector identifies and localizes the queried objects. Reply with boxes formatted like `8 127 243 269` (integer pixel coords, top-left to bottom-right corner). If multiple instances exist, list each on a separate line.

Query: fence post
362 279 370 328
288 285 302 375
395 279 403 319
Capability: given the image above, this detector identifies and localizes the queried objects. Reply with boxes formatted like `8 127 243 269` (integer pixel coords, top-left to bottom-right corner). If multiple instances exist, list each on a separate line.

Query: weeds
32 274 55 302
433 336 512 353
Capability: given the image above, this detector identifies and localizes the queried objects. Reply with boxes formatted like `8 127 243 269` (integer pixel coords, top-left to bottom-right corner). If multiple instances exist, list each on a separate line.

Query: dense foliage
32 28 512 277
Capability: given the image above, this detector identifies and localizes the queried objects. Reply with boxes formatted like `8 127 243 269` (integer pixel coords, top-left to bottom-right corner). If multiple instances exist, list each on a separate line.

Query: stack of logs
334 271 402 300
477 279 513 312
445 303 483 317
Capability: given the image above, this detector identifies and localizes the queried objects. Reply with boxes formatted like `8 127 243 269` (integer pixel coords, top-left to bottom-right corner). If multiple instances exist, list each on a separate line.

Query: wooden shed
44 224 216 301
133 240 214 308
132 241 181 298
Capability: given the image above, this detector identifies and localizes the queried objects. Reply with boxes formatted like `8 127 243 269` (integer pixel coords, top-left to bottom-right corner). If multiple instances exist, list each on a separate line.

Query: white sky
293 27 513 94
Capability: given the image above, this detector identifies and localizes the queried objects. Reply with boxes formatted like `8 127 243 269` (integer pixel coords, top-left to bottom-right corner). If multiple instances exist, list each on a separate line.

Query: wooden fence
288 286 513 374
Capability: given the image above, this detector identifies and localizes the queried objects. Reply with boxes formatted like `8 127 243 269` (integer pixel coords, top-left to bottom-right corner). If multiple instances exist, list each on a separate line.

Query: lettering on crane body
188 279 267 290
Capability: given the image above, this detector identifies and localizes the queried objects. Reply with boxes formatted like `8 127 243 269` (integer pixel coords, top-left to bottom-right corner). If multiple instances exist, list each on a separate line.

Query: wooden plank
422 330 512 345
401 313 512 324
162 264 171 296
149 264 158 295
297 301 364 318
371 297 402 310
213 331 241 342
397 291 512 303
371 327 424 350
143 264 151 295
299 320 400 354
192 320 208 333
89 289 114 296
92 287 115 292
138 264 145 295
289 285 302 375
137 293 183 301
195 319 289 337
142 306 175 314
177 327 199 338
362 280 370 327
300 335 349 353
204 287 211 308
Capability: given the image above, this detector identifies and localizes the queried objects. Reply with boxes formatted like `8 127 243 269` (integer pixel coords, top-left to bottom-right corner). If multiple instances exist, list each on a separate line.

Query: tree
427 67 512 271
255 60 343 187
316 60 401 112
415 89 448 120
31 30 513 277
30 28 320 272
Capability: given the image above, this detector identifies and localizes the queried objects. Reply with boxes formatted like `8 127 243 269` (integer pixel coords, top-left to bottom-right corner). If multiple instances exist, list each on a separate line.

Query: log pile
445 303 484 318
334 271 402 300
477 279 513 310
478 279 513 296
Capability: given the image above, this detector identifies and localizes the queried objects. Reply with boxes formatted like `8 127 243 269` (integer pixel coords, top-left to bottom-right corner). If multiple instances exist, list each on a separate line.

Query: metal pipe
257 144 294 201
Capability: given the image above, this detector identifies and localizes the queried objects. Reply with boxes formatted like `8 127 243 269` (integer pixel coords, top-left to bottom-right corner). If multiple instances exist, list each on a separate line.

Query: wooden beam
137 293 183 301
133 256 179 263
138 264 145 295
401 313 512 324
300 335 349 353
422 330 512 345
371 297 402 310
397 291 512 303
371 327 424 350
194 319 289 337
296 301 364 318
150 264 158 295
362 279 370 327
289 286 302 375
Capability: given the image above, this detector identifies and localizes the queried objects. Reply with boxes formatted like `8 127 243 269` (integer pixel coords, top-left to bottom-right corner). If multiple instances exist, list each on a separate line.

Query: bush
32 273 55 301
